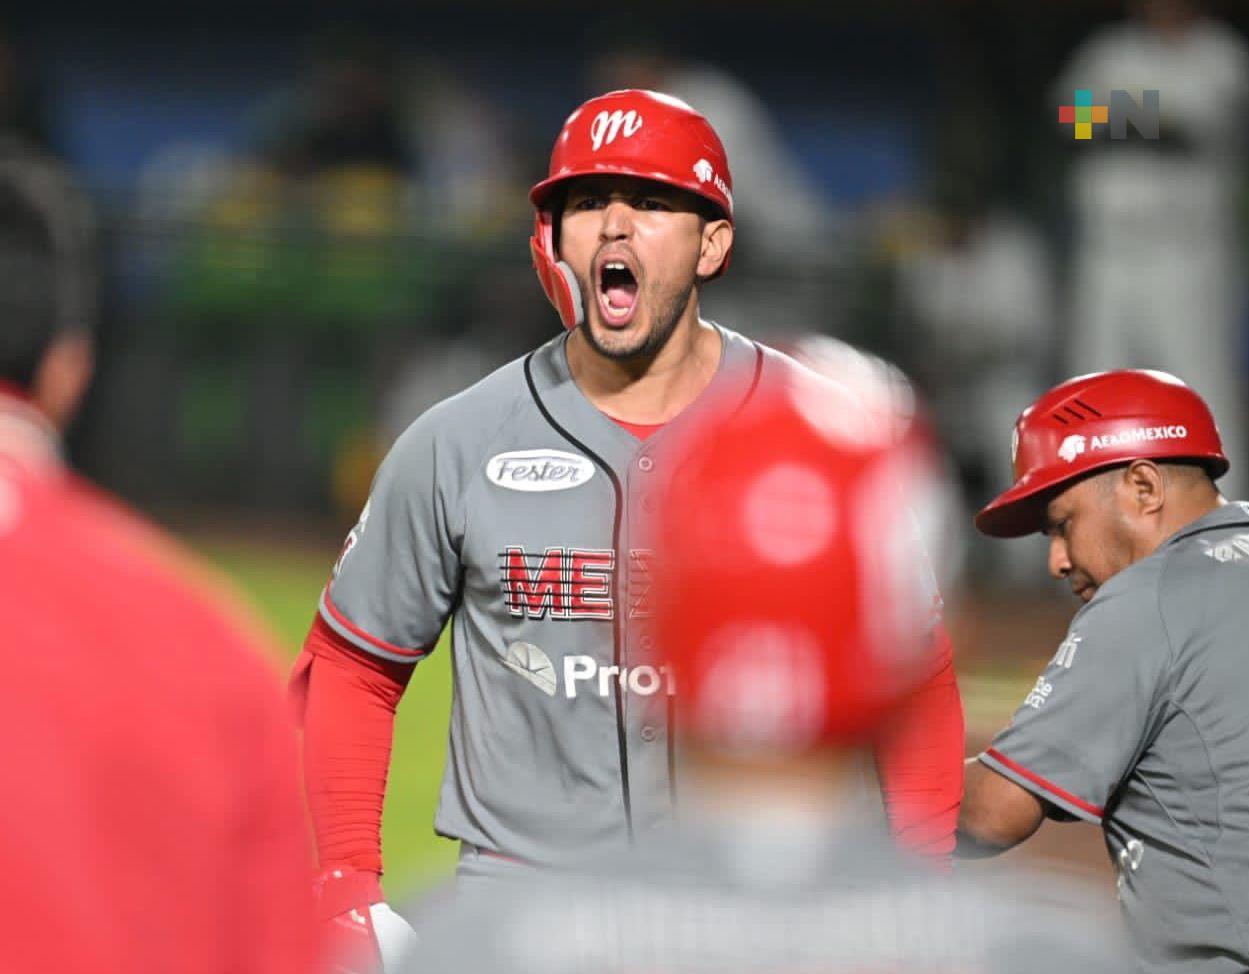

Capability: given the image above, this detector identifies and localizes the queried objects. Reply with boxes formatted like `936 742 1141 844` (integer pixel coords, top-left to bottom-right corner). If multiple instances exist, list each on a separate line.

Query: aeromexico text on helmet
692 157 733 209
488 450 596 492
1057 425 1188 463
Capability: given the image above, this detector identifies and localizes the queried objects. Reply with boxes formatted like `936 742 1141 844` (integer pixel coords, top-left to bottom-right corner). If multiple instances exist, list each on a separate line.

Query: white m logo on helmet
1058 434 1087 463
590 110 644 151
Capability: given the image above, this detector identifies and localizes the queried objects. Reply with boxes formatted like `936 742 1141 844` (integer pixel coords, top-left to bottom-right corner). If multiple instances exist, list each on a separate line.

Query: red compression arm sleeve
873 623 964 862
291 615 415 875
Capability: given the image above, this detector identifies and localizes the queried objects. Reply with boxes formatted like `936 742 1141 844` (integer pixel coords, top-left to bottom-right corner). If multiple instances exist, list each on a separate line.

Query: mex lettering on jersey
628 548 652 620
501 546 615 620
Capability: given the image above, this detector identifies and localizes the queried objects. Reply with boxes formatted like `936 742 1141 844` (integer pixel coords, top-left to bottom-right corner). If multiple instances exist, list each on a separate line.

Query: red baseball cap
530 88 733 218
976 369 1229 538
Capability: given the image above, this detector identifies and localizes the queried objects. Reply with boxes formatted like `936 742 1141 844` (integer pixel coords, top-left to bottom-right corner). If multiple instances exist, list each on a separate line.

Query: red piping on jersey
473 845 529 866
321 591 428 660
984 748 1104 819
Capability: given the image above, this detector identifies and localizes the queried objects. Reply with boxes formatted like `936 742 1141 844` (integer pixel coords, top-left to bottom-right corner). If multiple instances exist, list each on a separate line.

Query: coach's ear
1121 459 1165 518
696 219 733 279
30 331 93 432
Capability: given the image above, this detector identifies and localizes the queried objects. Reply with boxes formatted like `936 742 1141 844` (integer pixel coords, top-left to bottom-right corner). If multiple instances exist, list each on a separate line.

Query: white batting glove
314 867 419 973
369 902 420 972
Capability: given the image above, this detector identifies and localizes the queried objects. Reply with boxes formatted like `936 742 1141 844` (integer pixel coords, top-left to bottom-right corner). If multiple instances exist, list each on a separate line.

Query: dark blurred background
11 0 1248 590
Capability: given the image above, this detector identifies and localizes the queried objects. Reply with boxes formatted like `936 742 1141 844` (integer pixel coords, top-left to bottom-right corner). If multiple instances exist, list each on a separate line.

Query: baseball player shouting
290 89 964 969
959 369 1249 973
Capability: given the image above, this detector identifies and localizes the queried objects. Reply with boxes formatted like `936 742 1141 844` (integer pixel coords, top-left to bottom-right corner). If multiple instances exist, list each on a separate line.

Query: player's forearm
873 628 965 860
955 758 1045 859
294 616 414 873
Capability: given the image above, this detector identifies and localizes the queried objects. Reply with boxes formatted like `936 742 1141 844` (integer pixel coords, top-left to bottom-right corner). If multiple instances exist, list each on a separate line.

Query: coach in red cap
960 369 1249 973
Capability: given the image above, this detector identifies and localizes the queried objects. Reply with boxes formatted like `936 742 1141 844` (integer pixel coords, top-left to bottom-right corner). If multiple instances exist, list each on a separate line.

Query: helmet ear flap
529 210 584 330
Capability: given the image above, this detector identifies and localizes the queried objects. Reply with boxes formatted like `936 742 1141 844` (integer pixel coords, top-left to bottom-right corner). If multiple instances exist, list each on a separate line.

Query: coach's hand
314 867 419 973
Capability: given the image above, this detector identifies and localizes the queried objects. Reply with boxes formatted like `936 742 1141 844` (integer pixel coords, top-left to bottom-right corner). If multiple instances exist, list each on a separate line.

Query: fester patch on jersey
487 450 596 492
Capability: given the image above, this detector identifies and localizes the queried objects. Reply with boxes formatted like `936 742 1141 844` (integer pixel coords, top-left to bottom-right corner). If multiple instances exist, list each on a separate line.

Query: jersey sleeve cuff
979 747 1104 825
319 590 429 664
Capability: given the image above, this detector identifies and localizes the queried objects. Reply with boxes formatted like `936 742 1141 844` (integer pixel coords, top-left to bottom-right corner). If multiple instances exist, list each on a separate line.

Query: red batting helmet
653 370 943 756
529 89 734 329
976 369 1229 538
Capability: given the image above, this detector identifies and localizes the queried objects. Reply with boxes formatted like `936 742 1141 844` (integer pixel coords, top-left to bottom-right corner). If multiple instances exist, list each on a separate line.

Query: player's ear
30 331 94 432
1123 460 1165 517
696 219 733 279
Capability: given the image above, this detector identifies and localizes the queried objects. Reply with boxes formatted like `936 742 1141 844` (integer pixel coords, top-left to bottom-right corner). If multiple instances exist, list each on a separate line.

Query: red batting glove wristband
313 866 384 921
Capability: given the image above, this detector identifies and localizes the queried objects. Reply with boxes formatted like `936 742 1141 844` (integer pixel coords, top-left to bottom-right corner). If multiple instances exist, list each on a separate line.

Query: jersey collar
1161 500 1249 549
525 322 764 466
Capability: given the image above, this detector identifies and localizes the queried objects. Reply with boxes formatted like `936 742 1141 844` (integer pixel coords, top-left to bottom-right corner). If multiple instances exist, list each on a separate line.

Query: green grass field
193 538 460 900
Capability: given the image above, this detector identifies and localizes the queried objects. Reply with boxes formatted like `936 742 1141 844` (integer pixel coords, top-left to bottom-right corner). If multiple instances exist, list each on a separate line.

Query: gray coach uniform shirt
320 325 768 865
981 502 1249 972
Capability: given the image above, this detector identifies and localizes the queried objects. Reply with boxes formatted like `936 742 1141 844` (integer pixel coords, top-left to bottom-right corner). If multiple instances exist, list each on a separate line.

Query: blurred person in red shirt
0 144 314 972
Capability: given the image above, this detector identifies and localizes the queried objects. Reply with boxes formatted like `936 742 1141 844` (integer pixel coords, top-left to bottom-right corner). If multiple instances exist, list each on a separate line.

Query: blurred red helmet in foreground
655 365 944 756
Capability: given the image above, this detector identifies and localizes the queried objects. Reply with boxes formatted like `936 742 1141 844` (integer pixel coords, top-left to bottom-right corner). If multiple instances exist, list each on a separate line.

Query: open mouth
597 260 639 326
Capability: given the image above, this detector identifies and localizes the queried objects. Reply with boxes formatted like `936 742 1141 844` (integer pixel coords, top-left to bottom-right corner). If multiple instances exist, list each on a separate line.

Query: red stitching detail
984 748 1105 819
322 593 426 659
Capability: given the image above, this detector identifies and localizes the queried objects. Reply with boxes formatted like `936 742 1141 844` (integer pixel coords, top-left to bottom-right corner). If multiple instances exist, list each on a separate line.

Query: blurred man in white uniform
1057 0 1249 495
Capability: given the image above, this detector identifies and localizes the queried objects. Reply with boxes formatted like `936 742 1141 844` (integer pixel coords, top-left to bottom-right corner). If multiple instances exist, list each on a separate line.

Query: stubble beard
579 277 695 363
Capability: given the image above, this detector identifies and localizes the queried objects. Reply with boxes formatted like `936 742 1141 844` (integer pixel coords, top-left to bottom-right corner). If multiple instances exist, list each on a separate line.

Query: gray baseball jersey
980 502 1249 972
320 325 772 865
406 817 1130 973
